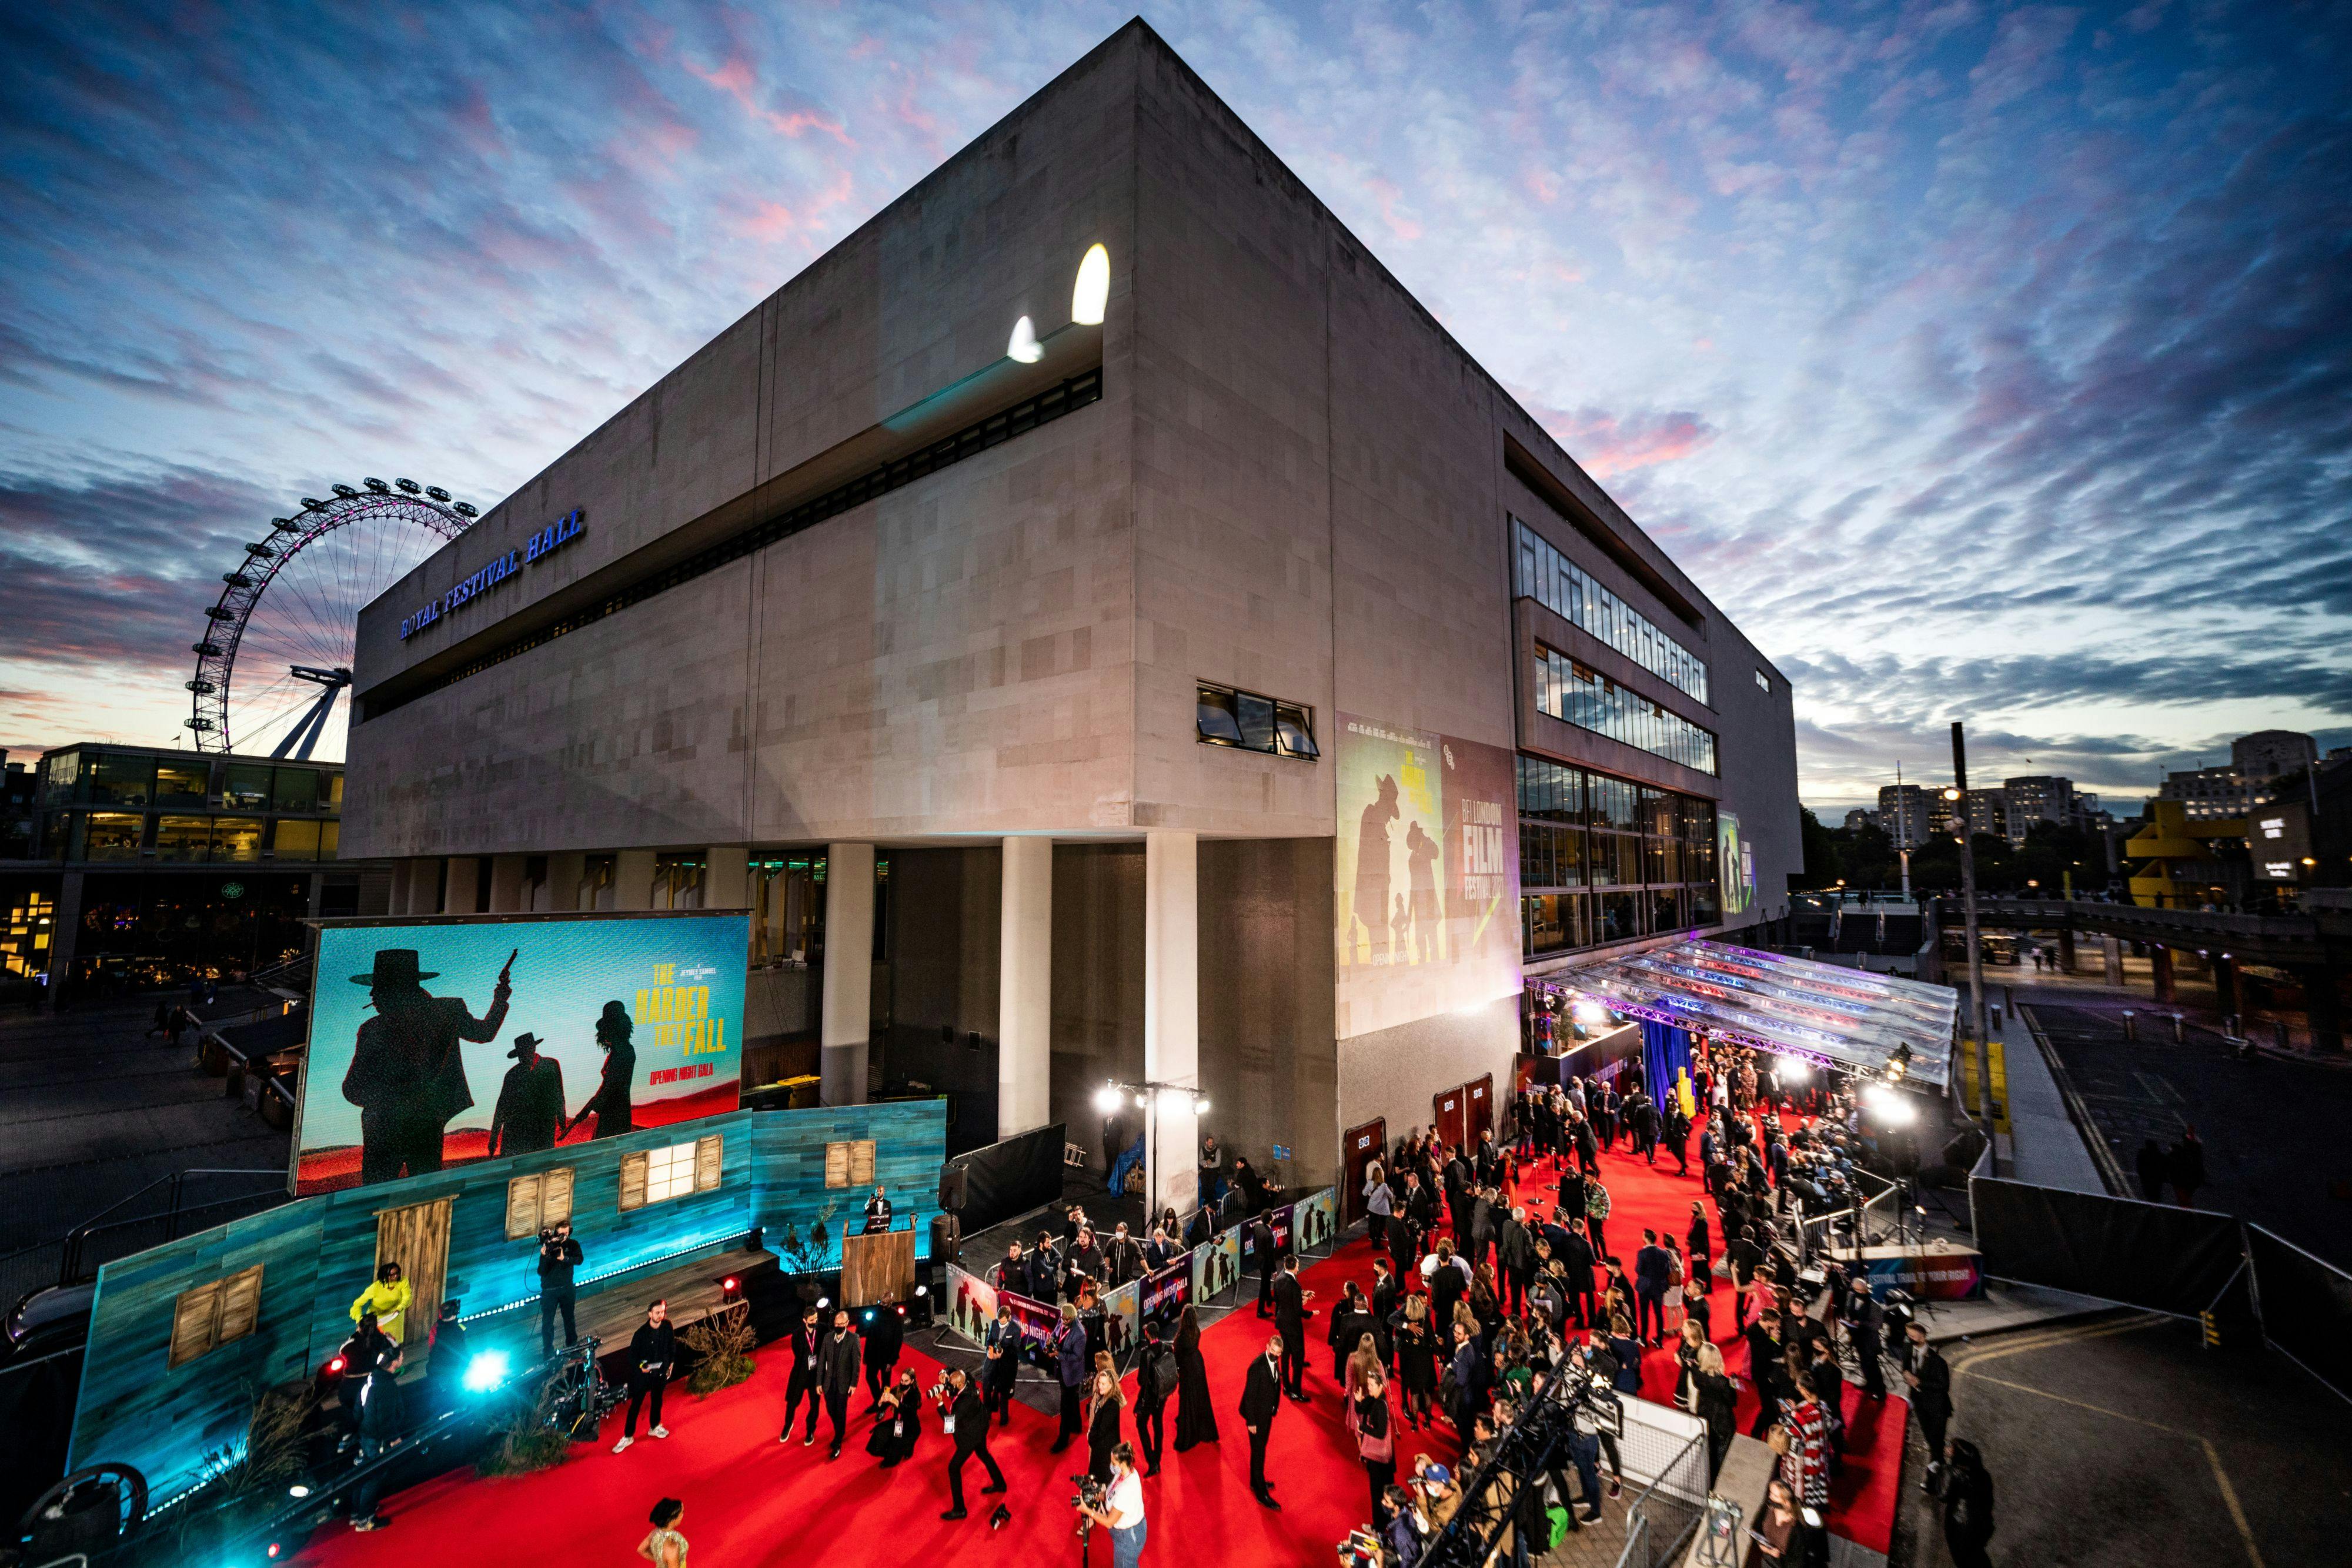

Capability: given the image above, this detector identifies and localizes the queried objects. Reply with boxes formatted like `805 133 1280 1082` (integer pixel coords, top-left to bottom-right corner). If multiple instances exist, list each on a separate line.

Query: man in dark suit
862 1184 894 1235
1240 1336 1285 1509
1633 1230 1672 1346
1845 1277 1886 1401
937 1366 1006 1520
818 1308 863 1460
1251 1214 1279 1318
861 1300 904 1405
1271 1253 1311 1400
778 1304 825 1445
983 1303 1023 1425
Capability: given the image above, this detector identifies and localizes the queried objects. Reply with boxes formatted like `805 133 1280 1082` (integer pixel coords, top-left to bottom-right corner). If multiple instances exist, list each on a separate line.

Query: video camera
1069 1472 1108 1536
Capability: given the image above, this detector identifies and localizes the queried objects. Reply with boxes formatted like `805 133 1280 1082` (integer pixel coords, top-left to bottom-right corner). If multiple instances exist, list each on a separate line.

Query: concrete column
2055 927 2076 975
2213 955 2237 1022
705 847 749 911
442 856 482 915
764 870 791 961
2102 935 2123 986
998 836 1054 1138
307 874 324 920
487 855 528 913
544 851 584 912
820 842 876 1105
388 858 414 917
1142 831 1200 1219
2150 944 2175 1005
42 870 83 1012
612 849 657 911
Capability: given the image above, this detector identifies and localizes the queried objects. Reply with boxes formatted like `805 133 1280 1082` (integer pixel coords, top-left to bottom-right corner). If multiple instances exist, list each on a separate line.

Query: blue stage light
462 1350 511 1393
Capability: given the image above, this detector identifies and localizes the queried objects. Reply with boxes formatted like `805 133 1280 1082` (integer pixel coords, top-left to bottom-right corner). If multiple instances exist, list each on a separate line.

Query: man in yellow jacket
350 1262 413 1345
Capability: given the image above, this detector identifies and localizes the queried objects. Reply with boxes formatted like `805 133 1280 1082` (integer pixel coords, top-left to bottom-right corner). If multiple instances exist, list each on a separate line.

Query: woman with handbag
1351 1363 1400 1527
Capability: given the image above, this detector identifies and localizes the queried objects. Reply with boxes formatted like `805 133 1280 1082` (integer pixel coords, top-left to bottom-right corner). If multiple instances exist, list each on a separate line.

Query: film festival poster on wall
293 910 750 1196
1191 1226 1240 1302
1333 716 1522 1039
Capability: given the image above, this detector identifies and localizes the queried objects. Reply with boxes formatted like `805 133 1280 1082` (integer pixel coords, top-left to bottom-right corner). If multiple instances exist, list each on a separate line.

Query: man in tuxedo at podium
863 1184 894 1235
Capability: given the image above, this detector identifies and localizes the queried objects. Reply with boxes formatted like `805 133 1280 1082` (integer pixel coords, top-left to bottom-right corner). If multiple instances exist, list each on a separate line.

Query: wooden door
1433 1085 1466 1152
1341 1118 1387 1226
1464 1074 1495 1148
373 1196 454 1365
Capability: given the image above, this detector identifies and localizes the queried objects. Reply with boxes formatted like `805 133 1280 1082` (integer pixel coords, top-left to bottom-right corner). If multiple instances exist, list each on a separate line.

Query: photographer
611 1300 674 1453
1075 1442 1147 1568
538 1219 582 1357
866 1367 923 1467
937 1365 1005 1520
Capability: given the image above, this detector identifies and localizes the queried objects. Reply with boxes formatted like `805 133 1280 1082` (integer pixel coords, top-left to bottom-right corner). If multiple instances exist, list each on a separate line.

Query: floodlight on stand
1094 1085 1124 1114
460 1349 511 1393
1194 1096 1211 1116
1773 1055 1809 1082
1134 1093 1150 1111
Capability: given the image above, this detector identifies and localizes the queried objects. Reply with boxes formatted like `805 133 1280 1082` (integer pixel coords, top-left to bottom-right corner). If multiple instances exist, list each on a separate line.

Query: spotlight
1007 315 1043 363
1773 1055 1810 1082
1072 243 1110 325
1572 1000 1609 1025
914 1285 928 1298
816 1296 830 1310
1194 1096 1212 1116
288 1484 310 1499
324 1355 346 1376
1094 1085 1124 1114
460 1350 511 1393
1134 1093 1150 1111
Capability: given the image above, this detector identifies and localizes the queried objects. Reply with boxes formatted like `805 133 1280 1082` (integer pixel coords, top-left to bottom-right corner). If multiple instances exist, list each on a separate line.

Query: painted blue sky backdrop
2 2 2346 811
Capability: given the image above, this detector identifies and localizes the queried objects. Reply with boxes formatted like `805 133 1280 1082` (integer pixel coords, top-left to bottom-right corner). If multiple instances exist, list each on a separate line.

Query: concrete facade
342 23 1800 1189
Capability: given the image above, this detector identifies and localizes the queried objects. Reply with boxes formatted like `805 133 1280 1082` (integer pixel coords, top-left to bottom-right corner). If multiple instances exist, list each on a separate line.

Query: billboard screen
1719 810 1756 915
1334 716 1521 1038
295 910 748 1195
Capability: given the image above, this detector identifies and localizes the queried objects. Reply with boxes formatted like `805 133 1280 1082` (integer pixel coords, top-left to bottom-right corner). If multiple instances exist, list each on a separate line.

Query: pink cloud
1525 399 1718 479
688 52 851 143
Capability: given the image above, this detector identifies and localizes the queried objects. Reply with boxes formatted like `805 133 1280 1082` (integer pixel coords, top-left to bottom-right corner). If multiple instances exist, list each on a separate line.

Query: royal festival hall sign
399 507 584 639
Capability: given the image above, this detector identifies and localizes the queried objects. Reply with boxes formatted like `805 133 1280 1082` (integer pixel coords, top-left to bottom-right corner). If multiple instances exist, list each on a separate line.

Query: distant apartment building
2233 730 2318 781
1842 807 1877 834
2003 775 2102 840
1963 787 2007 840
1878 784 1932 850
2154 731 2317 826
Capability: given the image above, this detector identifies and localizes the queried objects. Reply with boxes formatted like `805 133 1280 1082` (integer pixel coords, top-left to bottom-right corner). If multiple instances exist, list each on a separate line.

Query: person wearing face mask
1240 1334 1286 1510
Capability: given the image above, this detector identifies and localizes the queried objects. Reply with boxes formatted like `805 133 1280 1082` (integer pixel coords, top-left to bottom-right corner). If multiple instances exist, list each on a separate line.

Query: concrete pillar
2102 935 2123 986
487 855 528 913
2213 955 2237 1022
764 869 791 961
705 847 749 911
2055 927 2076 975
544 851 584 912
307 874 325 920
42 870 83 1011
388 858 413 916
998 836 1054 1138
820 842 876 1105
1142 831 1200 1219
613 849 657 911
442 855 482 915
2150 945 2175 1005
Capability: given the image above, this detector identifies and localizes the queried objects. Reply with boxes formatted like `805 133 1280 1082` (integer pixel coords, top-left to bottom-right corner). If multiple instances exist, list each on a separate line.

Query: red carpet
292 1111 1900 1566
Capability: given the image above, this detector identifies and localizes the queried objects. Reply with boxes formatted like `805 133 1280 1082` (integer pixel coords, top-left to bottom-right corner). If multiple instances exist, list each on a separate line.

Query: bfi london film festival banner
1192 1226 1241 1302
944 1262 1000 1346
1140 1258 1192 1332
295 910 749 1195
997 1288 1062 1365
1101 1278 1141 1362
1334 717 1521 1039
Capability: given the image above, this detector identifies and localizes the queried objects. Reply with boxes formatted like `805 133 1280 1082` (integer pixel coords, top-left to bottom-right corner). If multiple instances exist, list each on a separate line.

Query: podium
841 1228 917 1308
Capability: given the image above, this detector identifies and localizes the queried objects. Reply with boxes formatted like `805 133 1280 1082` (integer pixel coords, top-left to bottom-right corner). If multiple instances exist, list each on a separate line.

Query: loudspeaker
938 1163 967 1212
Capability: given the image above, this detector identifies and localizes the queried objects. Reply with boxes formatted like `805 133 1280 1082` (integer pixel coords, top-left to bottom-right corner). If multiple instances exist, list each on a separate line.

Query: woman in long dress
1172 1303 1218 1449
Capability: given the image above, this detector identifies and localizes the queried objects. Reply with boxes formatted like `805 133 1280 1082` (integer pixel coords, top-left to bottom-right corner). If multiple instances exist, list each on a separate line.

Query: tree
1797 806 1841 889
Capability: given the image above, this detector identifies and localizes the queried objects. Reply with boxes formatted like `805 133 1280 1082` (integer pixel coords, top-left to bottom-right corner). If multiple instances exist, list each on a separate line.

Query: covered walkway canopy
1562 940 1959 1089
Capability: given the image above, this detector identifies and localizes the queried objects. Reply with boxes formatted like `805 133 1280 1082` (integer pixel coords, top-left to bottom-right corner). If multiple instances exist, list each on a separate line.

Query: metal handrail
60 1170 287 1282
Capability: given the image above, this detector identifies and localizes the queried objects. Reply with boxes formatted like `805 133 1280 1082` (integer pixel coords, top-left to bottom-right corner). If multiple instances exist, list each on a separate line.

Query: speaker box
938 1163 968 1212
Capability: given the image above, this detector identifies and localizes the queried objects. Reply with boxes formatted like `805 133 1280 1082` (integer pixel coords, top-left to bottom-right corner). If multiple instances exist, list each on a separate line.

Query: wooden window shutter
694 1135 723 1192
542 1166 575 1226
824 1142 850 1189
168 1281 223 1370
850 1140 876 1186
215 1264 265 1345
505 1174 543 1240
618 1151 649 1212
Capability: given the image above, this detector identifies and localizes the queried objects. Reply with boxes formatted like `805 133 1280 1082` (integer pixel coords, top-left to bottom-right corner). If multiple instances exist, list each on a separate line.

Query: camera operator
936 1365 1006 1520
537 1220 582 1357
1075 1441 1147 1568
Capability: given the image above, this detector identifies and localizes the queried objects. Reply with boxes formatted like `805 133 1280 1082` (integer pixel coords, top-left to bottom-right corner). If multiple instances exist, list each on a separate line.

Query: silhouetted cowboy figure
343 947 512 1182
489 1032 566 1157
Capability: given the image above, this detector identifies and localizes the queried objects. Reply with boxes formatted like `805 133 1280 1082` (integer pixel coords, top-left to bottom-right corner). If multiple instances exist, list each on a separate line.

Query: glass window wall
1513 517 1709 704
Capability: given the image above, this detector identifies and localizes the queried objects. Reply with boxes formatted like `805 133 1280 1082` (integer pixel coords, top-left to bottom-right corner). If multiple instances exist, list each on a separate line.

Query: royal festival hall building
343 22 1799 1212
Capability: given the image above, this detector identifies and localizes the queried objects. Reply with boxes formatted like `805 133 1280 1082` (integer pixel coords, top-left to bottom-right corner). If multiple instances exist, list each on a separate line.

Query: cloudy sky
4 1 2346 811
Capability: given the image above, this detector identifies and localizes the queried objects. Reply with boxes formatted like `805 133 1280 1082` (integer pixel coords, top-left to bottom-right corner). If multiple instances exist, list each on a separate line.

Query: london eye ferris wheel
186 477 479 761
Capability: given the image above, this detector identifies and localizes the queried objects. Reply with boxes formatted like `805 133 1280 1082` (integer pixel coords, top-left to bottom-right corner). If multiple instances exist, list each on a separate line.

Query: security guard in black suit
938 1366 1007 1520
1271 1253 1312 1400
1240 1336 1284 1509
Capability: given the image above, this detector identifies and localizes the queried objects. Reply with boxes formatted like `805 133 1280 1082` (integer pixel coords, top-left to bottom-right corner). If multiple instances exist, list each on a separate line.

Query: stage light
1773 1055 1809 1082
1573 1000 1609 1025
816 1296 830 1310
288 1484 310 1498
1073 243 1110 325
460 1350 511 1393
914 1285 928 1298
1194 1096 1212 1116
1094 1085 1124 1114
1007 315 1043 363
324 1356 346 1376
1134 1093 1150 1110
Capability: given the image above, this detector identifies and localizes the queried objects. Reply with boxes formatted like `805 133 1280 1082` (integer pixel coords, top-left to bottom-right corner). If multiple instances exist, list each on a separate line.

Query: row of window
1514 519 1709 704
1196 684 1319 759
1517 754 1716 840
1520 822 1717 890
41 751 342 813
1524 885 1721 956
1534 645 1719 776
55 811 340 863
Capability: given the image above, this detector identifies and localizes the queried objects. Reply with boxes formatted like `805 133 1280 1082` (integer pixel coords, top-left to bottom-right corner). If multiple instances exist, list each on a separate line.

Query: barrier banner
1972 1176 2240 1316
997 1288 1061 1366
943 1262 997 1346
2246 1225 2352 1404
1294 1188 1339 1254
1194 1226 1241 1302
1100 1278 1141 1362
1140 1259 1191 1330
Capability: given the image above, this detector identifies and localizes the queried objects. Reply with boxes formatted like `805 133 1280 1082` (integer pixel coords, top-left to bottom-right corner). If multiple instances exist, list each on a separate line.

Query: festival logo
294 911 748 1195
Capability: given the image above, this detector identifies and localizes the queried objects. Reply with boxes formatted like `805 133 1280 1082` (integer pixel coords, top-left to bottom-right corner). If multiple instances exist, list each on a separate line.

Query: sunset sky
3 2 2346 811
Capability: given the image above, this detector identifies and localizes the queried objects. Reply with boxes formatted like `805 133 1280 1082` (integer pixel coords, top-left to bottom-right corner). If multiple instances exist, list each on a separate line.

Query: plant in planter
171 1380 318 1554
477 1370 572 1477
775 1201 840 1302
681 1300 757 1396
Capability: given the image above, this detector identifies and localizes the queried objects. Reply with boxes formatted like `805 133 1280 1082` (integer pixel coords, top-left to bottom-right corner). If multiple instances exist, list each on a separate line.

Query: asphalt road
2020 988 2352 1268
1893 1310 2352 1568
